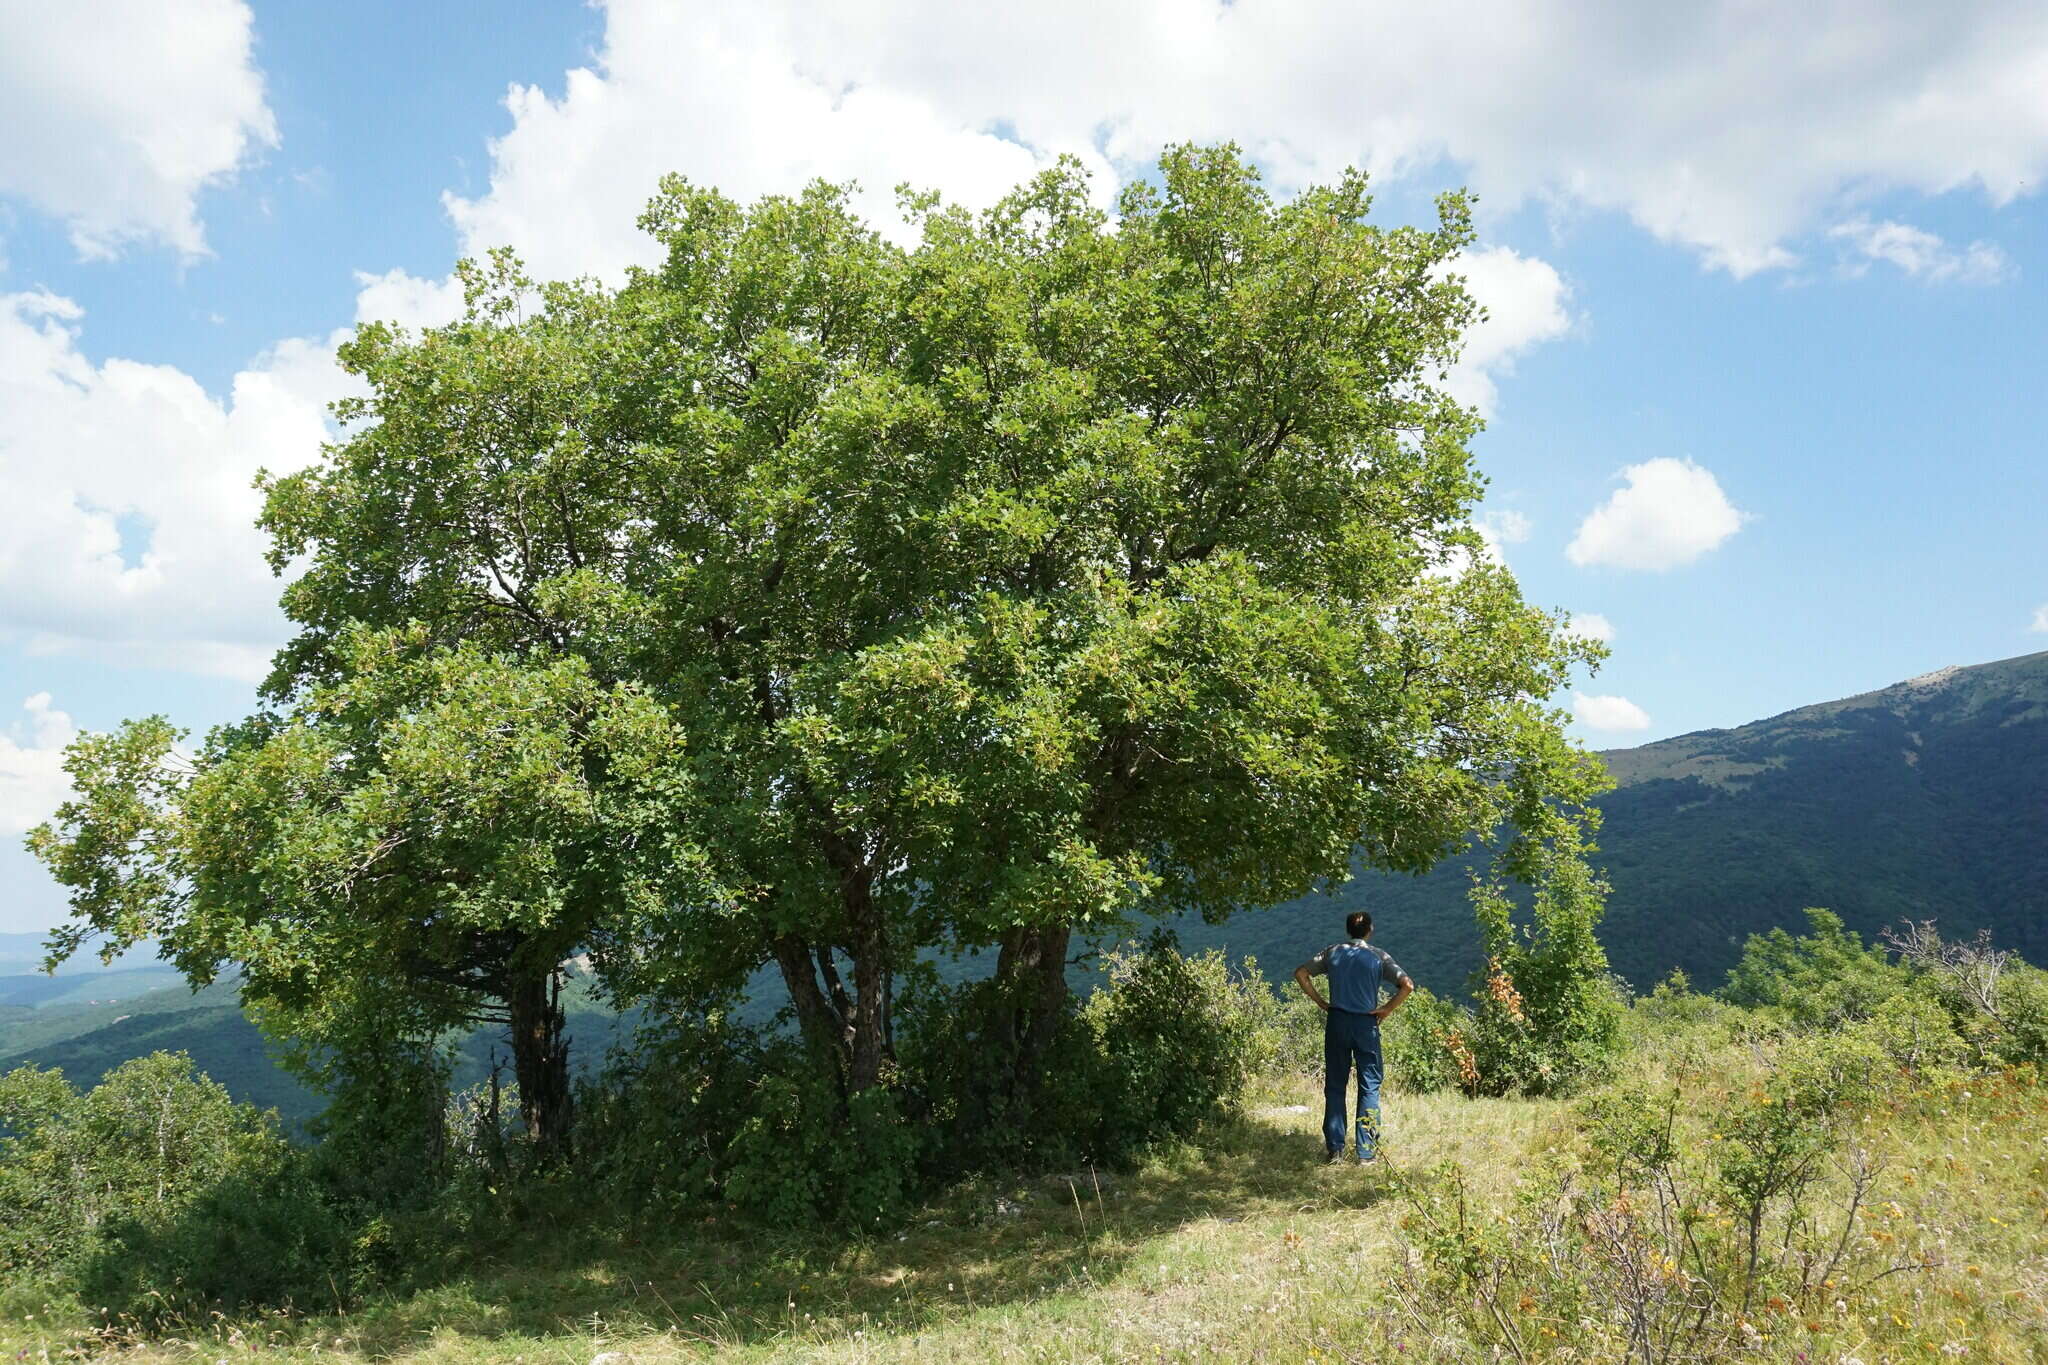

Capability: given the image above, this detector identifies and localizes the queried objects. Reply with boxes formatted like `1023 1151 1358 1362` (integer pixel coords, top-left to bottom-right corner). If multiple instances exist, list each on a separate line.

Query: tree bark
994 921 1073 1096
773 932 851 1084
505 968 573 1162
844 880 891 1094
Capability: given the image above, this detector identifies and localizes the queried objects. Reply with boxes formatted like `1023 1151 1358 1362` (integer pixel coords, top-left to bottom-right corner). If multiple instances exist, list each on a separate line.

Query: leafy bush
1069 942 1276 1161
723 1067 919 1231
1378 986 1465 1095
1993 962 2048 1068
0 1053 288 1284
1882 920 2048 1070
1394 1021 1963 1361
574 1011 764 1217
1720 907 1909 1028
76 1156 353 1323
1464 841 1626 1096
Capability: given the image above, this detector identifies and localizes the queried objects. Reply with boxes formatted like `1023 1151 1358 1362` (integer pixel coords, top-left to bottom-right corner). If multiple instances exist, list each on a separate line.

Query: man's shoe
1356 1152 1378 1165
1324 1148 1343 1164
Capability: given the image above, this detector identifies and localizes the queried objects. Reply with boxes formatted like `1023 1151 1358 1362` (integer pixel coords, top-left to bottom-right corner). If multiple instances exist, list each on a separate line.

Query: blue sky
2 1 2046 933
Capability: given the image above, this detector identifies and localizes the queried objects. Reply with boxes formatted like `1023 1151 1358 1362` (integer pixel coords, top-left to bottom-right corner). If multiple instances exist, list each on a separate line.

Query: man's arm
1293 963 1331 1013
1370 974 1414 1020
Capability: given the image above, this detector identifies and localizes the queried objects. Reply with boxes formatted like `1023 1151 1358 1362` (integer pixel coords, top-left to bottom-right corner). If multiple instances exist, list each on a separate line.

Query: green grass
2 1049 2042 1363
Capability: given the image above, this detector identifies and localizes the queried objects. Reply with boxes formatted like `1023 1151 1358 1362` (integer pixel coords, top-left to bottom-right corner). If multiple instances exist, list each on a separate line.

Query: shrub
1464 840 1626 1096
1720 907 1909 1029
1068 941 1275 1161
896 937 1278 1178
0 1053 288 1284
1882 920 2048 1069
1379 986 1465 1095
1994 962 2048 1068
1392 1023 1956 1361
574 1010 763 1217
722 1065 918 1231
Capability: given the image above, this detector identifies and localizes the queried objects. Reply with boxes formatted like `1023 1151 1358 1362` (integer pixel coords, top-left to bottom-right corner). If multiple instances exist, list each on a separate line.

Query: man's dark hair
1346 911 1372 939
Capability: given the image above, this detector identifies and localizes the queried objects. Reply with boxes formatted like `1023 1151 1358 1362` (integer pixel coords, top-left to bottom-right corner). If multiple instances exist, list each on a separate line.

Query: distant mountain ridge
1215 648 2048 991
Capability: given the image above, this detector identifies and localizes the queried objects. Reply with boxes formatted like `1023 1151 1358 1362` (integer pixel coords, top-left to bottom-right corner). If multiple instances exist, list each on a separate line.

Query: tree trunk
994 921 1073 1096
844 881 891 1094
505 968 573 1162
773 933 851 1085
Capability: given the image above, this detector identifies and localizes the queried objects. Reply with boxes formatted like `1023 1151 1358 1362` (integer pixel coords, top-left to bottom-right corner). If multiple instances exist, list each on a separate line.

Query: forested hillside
1223 649 2048 991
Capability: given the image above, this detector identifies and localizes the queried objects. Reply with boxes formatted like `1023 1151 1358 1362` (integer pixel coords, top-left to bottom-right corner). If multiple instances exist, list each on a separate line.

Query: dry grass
2 1055 2040 1364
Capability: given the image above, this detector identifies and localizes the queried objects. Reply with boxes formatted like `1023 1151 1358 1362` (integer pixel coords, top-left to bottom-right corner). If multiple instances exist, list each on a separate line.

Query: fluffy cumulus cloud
538 0 2047 279
1830 217 2015 284
0 0 275 259
2030 604 2048 633
1562 612 1615 643
352 268 468 333
1443 248 1574 419
0 693 74 835
1573 691 1651 732
0 292 353 679
438 3 1104 285
1567 457 1745 572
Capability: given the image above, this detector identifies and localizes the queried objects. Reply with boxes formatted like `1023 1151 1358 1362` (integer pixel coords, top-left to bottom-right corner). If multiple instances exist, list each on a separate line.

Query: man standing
1294 910 1414 1164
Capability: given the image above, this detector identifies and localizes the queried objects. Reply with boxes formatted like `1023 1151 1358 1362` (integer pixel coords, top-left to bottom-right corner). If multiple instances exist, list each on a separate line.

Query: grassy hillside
4 1002 2042 1363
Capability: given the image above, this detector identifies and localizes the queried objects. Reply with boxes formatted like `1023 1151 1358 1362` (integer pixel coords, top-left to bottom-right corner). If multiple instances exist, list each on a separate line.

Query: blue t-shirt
1299 940 1408 1015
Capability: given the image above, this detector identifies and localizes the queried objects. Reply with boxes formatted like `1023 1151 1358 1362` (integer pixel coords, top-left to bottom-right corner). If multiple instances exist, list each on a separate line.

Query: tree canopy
32 144 1607 1147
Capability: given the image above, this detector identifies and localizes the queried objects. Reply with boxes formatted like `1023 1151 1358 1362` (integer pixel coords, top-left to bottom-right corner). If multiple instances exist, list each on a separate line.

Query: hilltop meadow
3 911 2045 1364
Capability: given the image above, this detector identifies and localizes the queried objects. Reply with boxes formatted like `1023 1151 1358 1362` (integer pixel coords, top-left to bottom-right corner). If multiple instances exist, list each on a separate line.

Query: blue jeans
1323 1008 1383 1158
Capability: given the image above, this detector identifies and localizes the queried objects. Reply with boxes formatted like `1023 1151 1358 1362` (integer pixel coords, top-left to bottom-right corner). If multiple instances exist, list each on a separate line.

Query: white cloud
2030 604 2048 633
0 0 275 259
1444 248 1574 419
1829 217 2015 284
0 693 74 834
1567 457 1745 572
1472 508 1532 566
628 0 2048 279
352 269 466 332
439 4 1111 286
1562 612 1615 643
1573 691 1650 732
0 291 352 679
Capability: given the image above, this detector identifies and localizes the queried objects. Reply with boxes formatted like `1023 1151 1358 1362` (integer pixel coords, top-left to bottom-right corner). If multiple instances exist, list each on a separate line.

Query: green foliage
1377 986 1464 1095
724 1074 918 1232
575 1012 765 1217
1066 942 1275 1161
1392 1015 1986 1361
1720 907 1910 1028
0 1053 287 1283
27 144 1608 1213
1989 961 2048 1068
1463 836 1626 1096
895 940 1280 1178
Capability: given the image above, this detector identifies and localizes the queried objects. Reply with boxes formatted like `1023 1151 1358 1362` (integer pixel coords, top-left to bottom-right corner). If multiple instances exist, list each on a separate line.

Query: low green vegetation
2 912 2040 1362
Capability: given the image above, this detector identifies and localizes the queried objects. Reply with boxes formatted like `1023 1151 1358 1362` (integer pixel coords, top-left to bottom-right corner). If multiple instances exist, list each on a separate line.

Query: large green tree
34 144 1605 1120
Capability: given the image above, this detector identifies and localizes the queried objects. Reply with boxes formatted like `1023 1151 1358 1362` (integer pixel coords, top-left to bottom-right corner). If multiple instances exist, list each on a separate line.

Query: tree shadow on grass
319 1110 1396 1357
